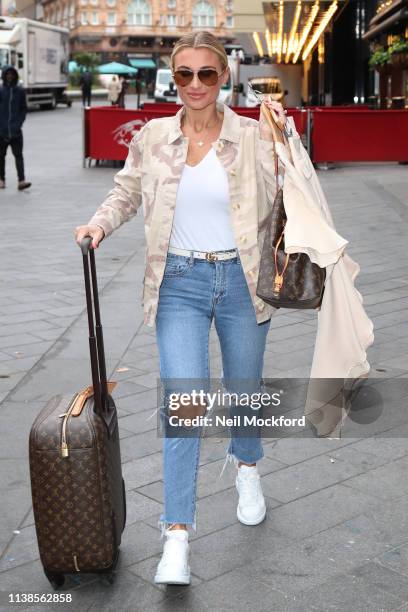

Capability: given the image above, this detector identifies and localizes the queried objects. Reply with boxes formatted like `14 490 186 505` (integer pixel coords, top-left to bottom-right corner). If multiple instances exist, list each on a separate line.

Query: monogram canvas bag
256 104 326 309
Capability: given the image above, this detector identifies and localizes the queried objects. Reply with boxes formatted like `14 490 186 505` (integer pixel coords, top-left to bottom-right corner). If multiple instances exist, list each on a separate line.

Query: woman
75 30 288 585
107 75 121 105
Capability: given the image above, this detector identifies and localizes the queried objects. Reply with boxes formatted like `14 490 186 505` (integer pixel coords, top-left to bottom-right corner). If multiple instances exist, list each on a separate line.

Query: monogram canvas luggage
29 237 126 589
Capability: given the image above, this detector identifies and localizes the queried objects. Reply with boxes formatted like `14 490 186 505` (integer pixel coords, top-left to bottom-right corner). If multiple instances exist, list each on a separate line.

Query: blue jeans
155 250 271 535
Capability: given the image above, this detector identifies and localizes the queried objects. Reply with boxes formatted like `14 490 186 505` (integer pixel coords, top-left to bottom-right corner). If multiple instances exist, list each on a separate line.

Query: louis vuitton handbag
256 103 326 309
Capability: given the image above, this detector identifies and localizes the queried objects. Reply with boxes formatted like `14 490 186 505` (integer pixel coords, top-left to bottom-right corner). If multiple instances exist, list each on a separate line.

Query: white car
246 77 286 108
218 71 233 105
154 69 178 103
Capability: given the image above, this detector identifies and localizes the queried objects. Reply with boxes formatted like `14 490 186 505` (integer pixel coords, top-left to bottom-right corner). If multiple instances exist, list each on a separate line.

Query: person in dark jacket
0 66 31 191
79 70 92 107
135 73 142 109
117 75 128 108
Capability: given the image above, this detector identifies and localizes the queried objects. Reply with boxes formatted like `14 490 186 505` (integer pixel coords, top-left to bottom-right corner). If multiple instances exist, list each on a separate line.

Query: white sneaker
154 528 190 585
235 464 266 526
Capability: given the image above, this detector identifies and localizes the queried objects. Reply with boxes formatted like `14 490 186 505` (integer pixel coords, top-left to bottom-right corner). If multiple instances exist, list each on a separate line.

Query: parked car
245 77 287 108
154 69 178 102
218 70 233 105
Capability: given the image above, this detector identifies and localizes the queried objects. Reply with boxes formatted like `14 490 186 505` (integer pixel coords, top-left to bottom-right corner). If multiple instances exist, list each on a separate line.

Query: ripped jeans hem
157 515 197 539
219 448 264 478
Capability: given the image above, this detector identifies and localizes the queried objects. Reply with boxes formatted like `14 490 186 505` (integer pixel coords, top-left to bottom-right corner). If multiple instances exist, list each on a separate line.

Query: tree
73 52 99 72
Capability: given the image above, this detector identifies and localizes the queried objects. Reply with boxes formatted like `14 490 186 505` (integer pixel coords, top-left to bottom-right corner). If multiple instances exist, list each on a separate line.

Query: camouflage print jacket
88 100 292 328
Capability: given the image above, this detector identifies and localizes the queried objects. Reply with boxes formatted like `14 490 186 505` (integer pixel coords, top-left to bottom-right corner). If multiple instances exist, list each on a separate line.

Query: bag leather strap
260 102 290 286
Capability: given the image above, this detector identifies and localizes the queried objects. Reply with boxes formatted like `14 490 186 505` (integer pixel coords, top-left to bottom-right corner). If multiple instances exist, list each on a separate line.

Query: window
192 1 215 28
158 72 172 85
80 0 87 6
107 11 116 24
226 15 233 27
69 1 75 26
81 11 87 24
167 0 176 7
90 0 98 5
127 0 151 25
0 49 9 65
62 4 68 26
167 14 176 27
106 0 116 6
91 10 99 23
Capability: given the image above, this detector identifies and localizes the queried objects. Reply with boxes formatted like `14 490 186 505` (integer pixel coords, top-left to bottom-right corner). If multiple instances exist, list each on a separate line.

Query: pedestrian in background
79 70 92 107
117 75 128 108
107 75 121 105
135 73 142 109
0 65 31 191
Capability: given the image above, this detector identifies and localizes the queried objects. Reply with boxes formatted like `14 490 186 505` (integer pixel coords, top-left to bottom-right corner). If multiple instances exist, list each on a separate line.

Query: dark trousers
0 133 25 182
117 92 125 108
82 89 91 107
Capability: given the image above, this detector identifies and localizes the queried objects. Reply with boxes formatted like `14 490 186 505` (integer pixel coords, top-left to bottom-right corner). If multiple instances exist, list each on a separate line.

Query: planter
375 63 392 75
390 52 408 69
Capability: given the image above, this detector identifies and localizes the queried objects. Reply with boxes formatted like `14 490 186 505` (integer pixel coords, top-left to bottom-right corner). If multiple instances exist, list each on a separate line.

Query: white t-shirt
169 146 237 251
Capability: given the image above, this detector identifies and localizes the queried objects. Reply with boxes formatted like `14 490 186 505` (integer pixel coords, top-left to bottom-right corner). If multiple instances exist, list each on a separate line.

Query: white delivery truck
0 16 71 109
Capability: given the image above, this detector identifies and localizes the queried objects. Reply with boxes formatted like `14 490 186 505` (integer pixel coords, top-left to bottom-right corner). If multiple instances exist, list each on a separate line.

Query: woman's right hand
74 224 105 249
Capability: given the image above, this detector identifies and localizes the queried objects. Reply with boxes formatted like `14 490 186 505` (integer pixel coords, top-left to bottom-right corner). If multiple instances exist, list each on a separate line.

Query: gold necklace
182 113 222 147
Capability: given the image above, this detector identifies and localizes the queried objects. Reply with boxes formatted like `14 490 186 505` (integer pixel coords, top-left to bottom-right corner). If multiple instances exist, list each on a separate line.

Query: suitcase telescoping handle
80 237 109 416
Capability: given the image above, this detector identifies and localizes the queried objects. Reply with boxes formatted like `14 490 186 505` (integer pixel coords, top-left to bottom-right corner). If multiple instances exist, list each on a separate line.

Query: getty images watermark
165 389 305 429
155 376 408 438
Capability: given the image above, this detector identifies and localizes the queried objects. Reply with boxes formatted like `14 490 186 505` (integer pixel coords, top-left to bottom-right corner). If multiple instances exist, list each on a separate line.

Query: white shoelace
237 471 262 504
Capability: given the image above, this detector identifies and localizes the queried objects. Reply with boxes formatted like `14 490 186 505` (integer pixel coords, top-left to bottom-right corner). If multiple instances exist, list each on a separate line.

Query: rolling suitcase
29 237 126 589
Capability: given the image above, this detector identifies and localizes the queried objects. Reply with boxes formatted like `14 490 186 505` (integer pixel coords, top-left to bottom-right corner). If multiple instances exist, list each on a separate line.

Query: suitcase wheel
44 569 65 590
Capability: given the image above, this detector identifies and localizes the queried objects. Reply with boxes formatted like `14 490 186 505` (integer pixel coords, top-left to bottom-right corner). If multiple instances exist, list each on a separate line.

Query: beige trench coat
277 116 375 436
107 78 122 103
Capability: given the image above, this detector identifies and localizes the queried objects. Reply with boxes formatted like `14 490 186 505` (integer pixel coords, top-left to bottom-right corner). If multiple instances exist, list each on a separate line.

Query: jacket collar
167 100 240 145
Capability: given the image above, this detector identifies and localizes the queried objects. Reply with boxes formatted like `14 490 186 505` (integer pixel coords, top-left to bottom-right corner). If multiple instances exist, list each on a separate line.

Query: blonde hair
170 31 228 72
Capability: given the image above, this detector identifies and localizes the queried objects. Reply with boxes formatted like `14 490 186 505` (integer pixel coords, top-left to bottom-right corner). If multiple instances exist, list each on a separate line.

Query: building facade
231 1 383 106
363 0 408 108
13 0 406 106
41 0 236 64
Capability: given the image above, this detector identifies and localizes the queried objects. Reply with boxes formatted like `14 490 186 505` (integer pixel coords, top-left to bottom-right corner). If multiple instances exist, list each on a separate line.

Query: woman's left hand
262 97 287 126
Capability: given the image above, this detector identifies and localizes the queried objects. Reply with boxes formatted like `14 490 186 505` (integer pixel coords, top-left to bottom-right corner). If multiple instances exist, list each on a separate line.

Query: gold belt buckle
205 251 217 262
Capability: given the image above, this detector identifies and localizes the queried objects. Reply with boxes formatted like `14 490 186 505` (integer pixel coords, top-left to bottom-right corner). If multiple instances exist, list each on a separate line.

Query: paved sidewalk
1 100 408 612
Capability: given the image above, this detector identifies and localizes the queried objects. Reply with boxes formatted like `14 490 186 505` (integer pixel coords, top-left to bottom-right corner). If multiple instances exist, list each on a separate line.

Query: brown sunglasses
172 67 226 87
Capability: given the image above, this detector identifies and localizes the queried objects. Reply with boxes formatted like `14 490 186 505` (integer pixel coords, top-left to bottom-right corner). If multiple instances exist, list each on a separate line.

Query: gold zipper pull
274 273 284 292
